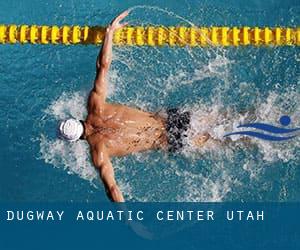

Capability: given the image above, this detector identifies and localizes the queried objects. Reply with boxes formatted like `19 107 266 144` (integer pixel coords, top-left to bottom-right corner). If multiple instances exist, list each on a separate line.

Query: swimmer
58 11 211 202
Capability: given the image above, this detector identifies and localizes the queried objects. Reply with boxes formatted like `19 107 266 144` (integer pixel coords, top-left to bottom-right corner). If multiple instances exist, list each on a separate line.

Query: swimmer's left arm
94 11 129 100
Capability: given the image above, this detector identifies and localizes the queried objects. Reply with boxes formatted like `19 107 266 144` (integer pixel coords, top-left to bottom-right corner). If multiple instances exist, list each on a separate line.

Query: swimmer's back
86 102 168 156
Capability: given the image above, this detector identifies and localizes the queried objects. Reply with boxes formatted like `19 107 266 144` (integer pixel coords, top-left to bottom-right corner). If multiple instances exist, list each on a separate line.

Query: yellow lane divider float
0 25 299 46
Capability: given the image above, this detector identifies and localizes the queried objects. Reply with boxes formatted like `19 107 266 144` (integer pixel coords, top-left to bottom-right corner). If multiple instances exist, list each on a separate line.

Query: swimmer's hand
107 10 129 33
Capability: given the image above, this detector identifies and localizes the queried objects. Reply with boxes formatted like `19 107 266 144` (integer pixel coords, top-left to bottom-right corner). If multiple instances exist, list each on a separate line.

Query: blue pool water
0 0 299 202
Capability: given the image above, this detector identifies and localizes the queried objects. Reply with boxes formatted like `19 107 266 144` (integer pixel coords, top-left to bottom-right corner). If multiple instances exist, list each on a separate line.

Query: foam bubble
39 134 97 183
45 92 87 120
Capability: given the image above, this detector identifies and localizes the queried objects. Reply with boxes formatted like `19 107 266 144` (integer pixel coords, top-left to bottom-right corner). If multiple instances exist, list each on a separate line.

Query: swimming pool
0 0 299 202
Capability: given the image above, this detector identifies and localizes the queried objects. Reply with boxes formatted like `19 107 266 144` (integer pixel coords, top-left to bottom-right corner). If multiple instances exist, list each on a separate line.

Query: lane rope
0 25 299 46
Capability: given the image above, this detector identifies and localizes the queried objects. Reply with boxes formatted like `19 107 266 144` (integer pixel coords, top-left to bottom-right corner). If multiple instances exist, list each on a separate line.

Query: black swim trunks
166 108 191 153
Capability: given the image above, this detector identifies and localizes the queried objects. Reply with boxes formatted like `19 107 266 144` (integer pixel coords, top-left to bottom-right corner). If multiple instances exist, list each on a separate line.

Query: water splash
39 134 97 184
39 89 300 202
37 6 300 202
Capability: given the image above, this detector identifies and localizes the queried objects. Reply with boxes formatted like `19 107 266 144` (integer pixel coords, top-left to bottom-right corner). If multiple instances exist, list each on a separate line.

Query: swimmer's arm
94 11 129 99
92 144 125 202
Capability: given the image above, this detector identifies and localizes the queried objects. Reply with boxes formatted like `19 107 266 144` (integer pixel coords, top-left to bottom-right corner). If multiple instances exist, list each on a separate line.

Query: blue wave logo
224 116 300 141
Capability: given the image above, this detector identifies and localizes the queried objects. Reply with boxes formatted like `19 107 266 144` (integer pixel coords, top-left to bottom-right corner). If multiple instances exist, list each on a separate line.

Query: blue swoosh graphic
237 123 300 134
224 131 297 141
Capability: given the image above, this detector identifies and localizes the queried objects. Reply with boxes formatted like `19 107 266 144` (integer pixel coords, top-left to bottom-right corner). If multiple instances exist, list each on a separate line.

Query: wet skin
84 94 168 157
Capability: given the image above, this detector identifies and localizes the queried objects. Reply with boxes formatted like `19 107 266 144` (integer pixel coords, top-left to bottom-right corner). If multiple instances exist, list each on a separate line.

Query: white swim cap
58 118 84 142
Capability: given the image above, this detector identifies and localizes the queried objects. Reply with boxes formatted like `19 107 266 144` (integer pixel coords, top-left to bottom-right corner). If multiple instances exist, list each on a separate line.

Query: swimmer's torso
85 92 167 156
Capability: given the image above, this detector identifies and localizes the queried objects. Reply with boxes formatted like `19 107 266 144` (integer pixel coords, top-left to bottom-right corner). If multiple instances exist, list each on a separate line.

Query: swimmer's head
57 118 84 142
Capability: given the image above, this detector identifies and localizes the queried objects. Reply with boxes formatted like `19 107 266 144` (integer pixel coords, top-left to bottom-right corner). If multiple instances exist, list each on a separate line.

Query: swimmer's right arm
93 11 129 100
92 143 125 202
